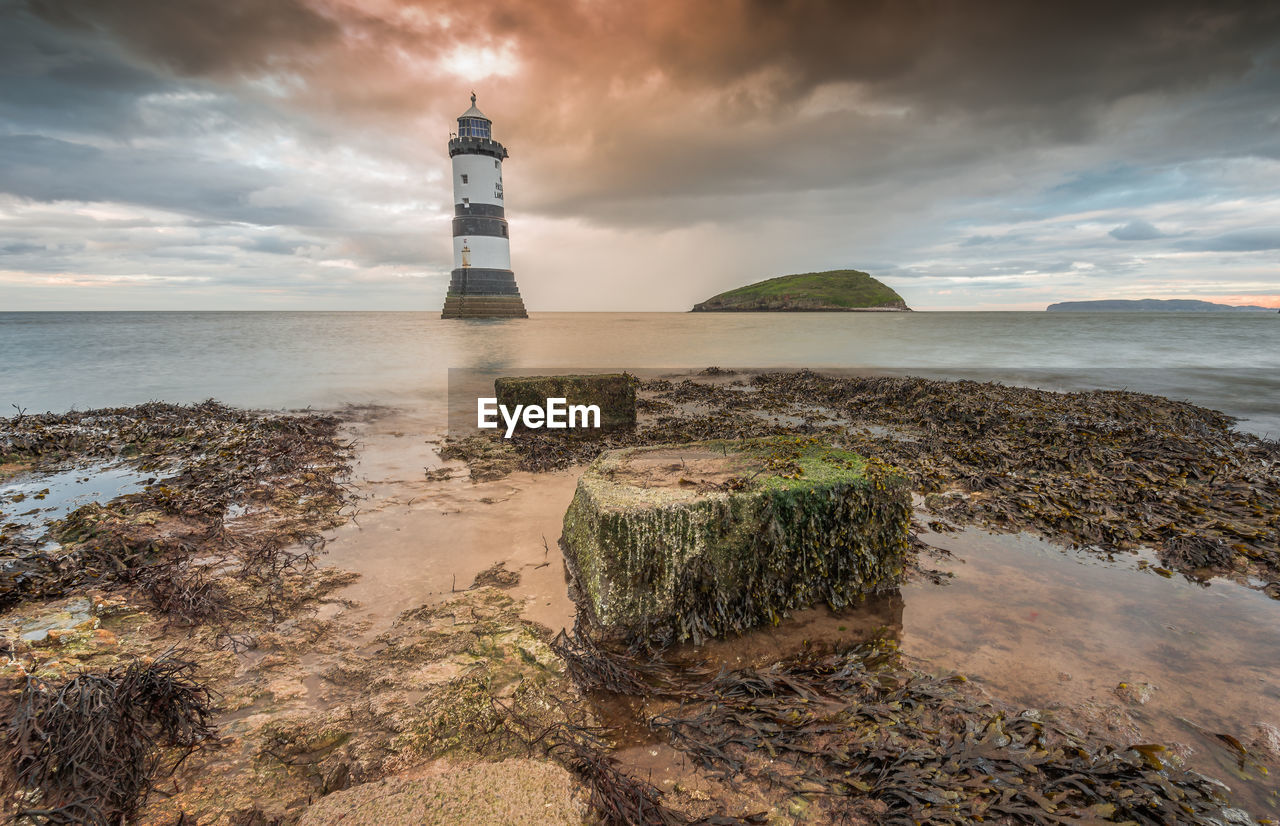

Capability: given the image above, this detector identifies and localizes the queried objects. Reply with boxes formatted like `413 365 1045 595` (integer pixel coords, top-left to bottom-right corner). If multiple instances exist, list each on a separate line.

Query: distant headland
692 270 910 312
1046 299 1276 313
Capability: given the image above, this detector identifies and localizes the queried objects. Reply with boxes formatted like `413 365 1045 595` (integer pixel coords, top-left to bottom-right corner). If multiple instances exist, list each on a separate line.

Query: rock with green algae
560 437 911 644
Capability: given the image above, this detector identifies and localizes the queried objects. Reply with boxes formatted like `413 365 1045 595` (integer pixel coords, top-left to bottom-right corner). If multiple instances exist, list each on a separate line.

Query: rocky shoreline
2 373 1278 824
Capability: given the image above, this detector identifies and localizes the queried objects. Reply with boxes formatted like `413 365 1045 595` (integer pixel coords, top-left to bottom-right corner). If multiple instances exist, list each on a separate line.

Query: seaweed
1 651 218 825
748 371 1280 577
453 370 1280 581
548 634 1242 825
544 724 687 826
505 719 766 826
650 638 1236 824
136 557 230 627
0 401 355 613
551 620 690 697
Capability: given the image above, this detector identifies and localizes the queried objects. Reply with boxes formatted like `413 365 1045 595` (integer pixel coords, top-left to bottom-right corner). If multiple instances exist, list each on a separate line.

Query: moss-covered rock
560 437 911 644
495 374 636 432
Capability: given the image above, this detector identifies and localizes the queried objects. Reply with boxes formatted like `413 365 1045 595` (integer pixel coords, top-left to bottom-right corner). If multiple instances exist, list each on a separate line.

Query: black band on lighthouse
453 215 509 238
454 203 505 218
448 136 509 160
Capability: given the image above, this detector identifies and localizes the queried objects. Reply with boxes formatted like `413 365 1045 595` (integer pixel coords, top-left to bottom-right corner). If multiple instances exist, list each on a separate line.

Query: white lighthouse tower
441 93 527 319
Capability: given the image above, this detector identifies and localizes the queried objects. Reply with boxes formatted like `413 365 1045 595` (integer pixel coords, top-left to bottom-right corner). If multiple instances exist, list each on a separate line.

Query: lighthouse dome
457 93 492 138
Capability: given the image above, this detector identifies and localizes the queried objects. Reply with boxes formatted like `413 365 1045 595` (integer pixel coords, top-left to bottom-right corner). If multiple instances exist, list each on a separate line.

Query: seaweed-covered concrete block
495 374 636 432
560 437 911 644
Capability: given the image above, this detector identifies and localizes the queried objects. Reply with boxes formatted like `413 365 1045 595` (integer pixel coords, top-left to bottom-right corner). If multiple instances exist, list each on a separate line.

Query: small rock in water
91 628 118 647
472 561 521 589
1249 722 1280 760
1115 680 1158 705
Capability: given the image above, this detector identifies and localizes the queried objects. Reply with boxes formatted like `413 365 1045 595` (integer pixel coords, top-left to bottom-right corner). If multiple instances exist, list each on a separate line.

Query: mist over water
1 311 1276 434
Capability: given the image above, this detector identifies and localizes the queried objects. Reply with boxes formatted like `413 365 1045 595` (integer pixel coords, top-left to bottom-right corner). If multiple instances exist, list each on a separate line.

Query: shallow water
0 462 150 542
2 311 1278 434
905 529 1280 813
604 528 1280 815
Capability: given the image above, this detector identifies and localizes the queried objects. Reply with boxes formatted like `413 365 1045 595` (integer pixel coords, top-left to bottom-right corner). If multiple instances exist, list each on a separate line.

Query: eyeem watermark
478 397 601 438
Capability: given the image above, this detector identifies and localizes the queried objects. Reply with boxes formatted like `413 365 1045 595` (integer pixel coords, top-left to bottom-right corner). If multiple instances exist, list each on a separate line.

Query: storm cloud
2 0 1279 310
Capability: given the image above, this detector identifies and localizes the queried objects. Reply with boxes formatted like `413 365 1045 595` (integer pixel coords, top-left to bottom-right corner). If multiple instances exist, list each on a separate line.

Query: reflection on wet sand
319 408 577 640
902 526 1280 813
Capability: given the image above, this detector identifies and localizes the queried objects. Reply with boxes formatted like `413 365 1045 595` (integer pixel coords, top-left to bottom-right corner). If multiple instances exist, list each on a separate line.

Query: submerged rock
560 437 911 644
1116 680 1159 705
471 560 521 589
495 373 637 432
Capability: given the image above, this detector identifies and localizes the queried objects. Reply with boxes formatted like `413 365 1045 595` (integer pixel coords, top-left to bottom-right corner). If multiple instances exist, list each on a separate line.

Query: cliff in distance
1047 299 1275 312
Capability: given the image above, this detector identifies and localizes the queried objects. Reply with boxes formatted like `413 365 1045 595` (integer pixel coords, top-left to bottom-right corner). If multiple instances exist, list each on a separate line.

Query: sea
1 310 1278 435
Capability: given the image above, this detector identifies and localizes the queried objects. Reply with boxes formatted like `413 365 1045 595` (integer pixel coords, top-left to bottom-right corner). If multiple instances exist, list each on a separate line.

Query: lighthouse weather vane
440 93 527 319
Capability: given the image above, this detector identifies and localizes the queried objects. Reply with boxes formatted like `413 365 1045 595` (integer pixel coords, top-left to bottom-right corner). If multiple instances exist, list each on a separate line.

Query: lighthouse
440 94 528 319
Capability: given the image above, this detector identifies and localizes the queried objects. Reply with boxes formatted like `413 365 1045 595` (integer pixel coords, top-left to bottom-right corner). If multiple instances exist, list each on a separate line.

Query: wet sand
307 403 1278 817
320 408 576 637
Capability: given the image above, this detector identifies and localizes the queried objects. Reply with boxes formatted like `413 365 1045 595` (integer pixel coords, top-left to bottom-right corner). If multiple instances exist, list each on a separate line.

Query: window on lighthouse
461 174 468 184
459 118 491 138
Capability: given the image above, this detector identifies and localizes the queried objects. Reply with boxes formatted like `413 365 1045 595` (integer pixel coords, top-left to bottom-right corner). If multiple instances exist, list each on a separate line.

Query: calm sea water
1 311 1277 435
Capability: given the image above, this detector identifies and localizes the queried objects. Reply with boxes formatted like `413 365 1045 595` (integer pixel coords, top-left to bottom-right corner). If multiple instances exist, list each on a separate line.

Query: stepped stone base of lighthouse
440 267 527 318
441 294 527 318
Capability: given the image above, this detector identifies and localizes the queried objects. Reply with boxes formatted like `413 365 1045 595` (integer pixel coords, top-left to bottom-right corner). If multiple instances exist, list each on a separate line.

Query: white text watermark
477 397 602 438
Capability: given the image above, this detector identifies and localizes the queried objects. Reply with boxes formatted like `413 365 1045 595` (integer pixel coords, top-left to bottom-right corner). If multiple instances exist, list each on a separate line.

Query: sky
1 0 1278 311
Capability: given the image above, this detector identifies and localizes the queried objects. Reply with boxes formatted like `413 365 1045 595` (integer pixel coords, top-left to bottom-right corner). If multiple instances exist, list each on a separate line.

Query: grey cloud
0 134 330 226
1178 228 1280 251
1110 220 1166 241
24 0 340 77
243 236 305 256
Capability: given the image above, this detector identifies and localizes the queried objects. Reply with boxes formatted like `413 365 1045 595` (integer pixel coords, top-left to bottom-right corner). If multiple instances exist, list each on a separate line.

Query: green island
691 269 910 312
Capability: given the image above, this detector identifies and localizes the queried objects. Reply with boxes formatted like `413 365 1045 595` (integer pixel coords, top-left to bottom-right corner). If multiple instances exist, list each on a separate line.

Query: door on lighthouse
461 241 471 268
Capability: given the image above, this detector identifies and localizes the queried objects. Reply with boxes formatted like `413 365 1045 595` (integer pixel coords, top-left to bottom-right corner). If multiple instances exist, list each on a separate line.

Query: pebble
1114 681 1157 705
